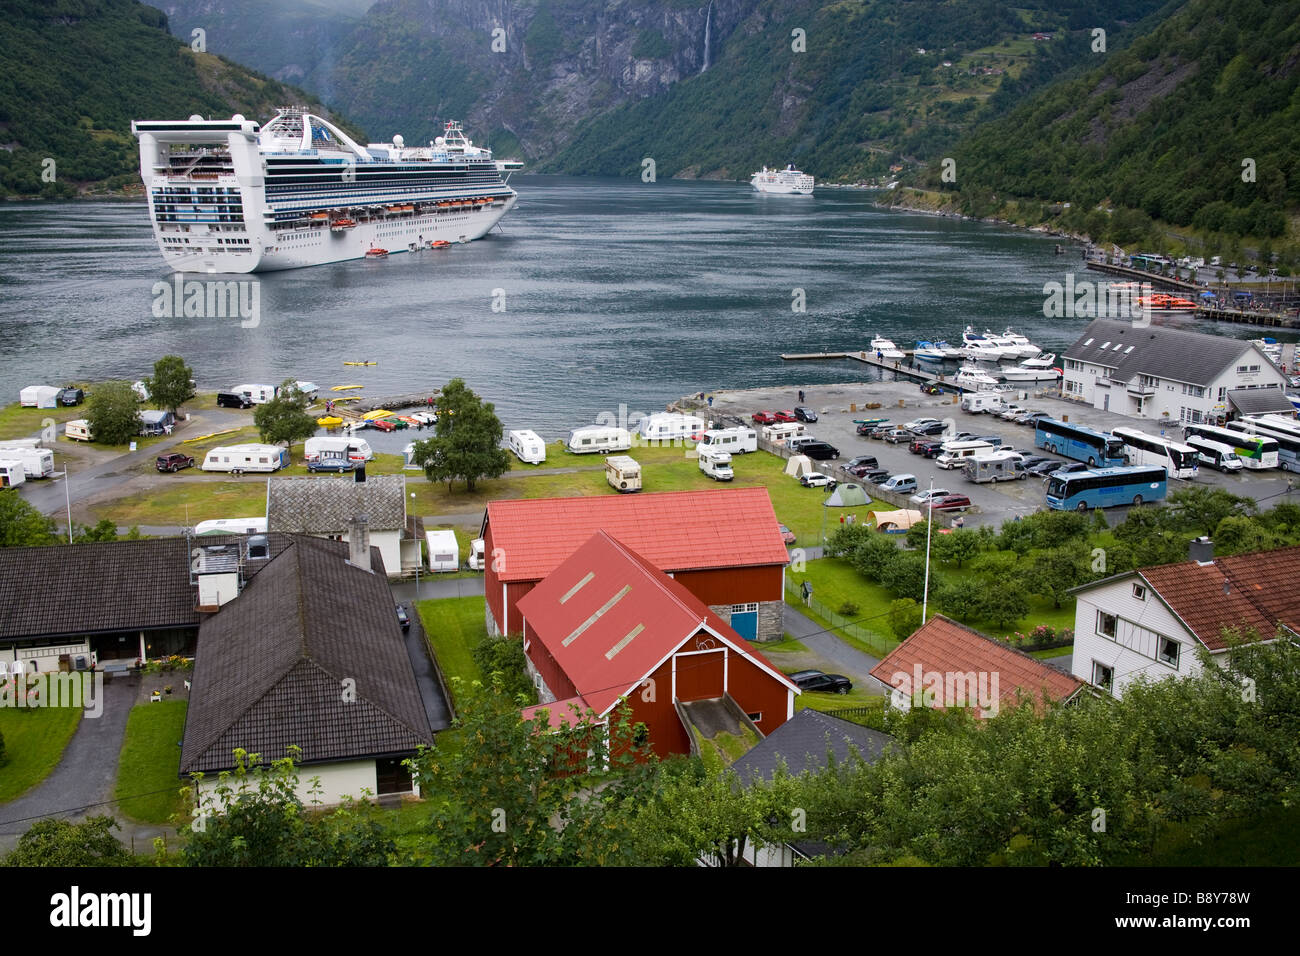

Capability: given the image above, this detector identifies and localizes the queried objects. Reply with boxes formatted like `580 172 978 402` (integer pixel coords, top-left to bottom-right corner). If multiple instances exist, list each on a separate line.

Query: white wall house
1060 319 1289 424
266 474 409 578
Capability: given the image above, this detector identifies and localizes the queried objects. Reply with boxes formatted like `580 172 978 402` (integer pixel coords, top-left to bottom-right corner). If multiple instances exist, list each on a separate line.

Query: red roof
517 531 795 717
483 488 789 582
870 616 1083 716
1135 545 1300 650
521 696 592 730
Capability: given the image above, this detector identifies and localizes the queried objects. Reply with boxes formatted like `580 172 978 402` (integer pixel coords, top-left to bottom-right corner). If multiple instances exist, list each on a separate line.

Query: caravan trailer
699 427 757 455
303 436 373 463
0 460 26 487
233 384 279 404
19 386 60 409
567 425 632 454
760 422 806 445
64 420 93 442
200 444 288 474
424 529 460 572
194 517 269 536
638 413 705 442
0 446 54 479
605 455 642 492
507 429 547 465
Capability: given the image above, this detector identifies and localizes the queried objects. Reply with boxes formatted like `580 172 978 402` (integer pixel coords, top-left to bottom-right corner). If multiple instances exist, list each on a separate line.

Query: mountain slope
0 0 361 197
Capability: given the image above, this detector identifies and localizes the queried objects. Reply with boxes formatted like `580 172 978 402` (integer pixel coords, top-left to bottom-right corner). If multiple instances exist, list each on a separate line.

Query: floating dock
780 350 973 392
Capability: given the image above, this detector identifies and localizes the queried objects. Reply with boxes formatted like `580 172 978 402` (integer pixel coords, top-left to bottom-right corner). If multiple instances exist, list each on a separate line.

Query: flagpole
921 478 934 623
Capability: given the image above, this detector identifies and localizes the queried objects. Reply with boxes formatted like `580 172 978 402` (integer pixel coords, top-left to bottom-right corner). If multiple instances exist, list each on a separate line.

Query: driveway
397 601 452 732
782 604 881 685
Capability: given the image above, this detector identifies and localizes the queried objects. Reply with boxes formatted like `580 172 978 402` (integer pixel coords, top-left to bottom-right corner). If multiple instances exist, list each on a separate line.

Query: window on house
1132 583 1147 601
1237 365 1248 374
1092 661 1114 692
747 712 764 724
1097 611 1118 639
1158 637 1180 667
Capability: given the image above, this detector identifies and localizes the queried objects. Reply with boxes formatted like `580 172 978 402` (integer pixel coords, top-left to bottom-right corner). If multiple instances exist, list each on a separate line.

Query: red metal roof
1136 545 1300 650
483 488 789 582
517 531 795 717
521 696 592 730
871 616 1083 716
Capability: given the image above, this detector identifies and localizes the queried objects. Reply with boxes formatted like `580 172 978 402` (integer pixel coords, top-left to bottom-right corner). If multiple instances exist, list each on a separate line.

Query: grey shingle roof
0 535 292 641
180 535 432 773
1227 387 1294 416
266 474 406 534
731 709 894 784
1063 319 1256 386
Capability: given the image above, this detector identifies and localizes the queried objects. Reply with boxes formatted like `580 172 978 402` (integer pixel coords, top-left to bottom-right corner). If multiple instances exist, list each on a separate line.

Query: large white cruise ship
751 165 814 195
131 108 522 273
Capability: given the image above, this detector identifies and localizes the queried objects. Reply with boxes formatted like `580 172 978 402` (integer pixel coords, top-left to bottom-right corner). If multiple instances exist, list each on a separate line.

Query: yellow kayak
342 361 377 366
317 416 344 427
332 396 361 403
181 428 239 444
362 409 395 420
331 384 364 391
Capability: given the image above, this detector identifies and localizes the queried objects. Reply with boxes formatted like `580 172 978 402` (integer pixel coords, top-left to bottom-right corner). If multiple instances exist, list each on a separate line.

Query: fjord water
0 176 1253 437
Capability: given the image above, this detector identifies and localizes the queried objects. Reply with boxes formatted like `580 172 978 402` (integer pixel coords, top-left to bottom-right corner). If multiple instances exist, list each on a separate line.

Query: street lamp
921 478 935 624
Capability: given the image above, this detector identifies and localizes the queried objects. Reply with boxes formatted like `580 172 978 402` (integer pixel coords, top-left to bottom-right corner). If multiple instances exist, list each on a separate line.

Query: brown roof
1135 545 1300 650
180 536 432 773
0 535 293 641
266 474 406 534
870 616 1084 716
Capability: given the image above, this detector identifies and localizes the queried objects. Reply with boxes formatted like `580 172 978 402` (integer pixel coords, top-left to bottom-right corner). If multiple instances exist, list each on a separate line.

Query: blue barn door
730 603 758 641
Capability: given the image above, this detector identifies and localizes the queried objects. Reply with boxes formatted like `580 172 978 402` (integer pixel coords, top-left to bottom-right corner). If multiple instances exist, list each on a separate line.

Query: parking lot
705 376 1296 528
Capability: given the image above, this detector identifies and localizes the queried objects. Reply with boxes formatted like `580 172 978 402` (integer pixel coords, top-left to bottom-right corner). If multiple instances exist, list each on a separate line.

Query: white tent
874 509 926 533
784 454 815 478
19 386 59 409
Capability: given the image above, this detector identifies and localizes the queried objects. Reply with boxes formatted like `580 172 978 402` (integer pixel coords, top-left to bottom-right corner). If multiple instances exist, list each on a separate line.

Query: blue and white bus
1035 418 1127 467
1110 426 1199 479
1182 422 1278 470
1046 465 1169 511
1227 417 1300 473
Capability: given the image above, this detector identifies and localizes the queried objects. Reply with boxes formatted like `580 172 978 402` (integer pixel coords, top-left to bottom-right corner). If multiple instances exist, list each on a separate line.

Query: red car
929 494 972 511
773 410 798 423
752 411 778 425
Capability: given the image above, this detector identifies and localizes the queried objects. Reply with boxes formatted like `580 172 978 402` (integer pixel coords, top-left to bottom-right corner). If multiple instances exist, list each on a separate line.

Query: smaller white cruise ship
751 165 814 195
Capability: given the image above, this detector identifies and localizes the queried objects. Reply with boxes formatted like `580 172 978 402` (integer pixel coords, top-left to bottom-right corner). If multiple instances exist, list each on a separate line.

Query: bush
471 635 535 703
838 600 861 617
888 599 922 639
850 534 902 582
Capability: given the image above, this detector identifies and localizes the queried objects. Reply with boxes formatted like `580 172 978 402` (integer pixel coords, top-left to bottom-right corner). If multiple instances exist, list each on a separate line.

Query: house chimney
348 514 371 572
354 463 367 483
1189 536 1214 565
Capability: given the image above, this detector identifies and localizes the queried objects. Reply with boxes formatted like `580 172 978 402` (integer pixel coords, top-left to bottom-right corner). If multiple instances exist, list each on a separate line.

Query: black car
307 456 357 473
789 670 853 694
1052 462 1089 475
1027 458 1067 476
217 391 253 409
793 406 819 423
917 440 945 458
395 604 410 632
862 468 892 484
846 455 879 470
911 420 948 436
57 387 84 406
801 441 840 461
1018 455 1051 469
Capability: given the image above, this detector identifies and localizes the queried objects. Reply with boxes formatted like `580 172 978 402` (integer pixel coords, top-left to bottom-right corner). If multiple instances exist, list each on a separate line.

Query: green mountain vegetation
0 0 362 197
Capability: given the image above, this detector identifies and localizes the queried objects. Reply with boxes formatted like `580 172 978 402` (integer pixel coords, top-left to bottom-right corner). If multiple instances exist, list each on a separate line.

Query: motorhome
567 425 632 454
699 427 758 455
292 381 320 401
0 460 26 487
961 452 1026 483
1184 436 1244 472
761 423 806 444
233 383 279 404
936 439 995 469
64 420 93 442
960 393 1004 414
698 449 734 481
638 413 705 442
605 455 642 492
507 429 547 465
194 517 268 536
200 444 288 473
0 446 54 479
424 529 460 572
303 436 373 463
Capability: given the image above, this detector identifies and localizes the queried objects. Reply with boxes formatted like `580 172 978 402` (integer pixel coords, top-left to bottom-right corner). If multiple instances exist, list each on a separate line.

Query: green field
415 596 487 709
113 700 188 824
0 705 82 803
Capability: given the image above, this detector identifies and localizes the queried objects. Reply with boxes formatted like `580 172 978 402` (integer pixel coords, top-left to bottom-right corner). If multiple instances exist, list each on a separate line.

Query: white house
1069 538 1299 698
1060 319 1290 424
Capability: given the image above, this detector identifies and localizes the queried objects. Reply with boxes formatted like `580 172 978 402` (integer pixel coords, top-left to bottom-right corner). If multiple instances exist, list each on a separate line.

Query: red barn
516 531 798 758
481 488 790 643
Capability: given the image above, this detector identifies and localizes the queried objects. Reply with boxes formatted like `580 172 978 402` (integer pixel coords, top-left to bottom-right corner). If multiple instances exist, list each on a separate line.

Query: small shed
784 454 815 478
424 528 459 572
874 509 925 533
19 386 60 409
825 483 871 507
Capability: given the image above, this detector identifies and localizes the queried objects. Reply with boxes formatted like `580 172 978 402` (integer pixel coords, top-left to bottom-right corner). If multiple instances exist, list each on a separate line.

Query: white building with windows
1069 539 1298 698
1060 319 1289 424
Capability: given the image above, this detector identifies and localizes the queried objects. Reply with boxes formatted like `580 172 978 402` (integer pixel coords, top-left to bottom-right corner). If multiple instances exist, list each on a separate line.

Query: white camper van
961 393 1004 414
507 429 547 465
0 460 26 487
194 517 268 536
605 455 642 492
200 444 288 474
567 425 632 454
698 449 734 481
638 413 705 442
761 422 806 444
936 439 994 470
64 420 93 442
1185 436 1244 472
424 529 460 572
699 427 758 455
0 446 54 479
303 436 373 463
233 384 278 404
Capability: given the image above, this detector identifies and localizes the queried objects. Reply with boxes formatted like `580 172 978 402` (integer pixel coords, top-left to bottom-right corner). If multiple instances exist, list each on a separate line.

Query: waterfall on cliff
702 1 713 73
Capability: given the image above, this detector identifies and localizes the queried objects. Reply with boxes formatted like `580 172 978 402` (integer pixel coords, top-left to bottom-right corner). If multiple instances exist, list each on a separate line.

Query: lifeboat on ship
430 240 451 249
330 218 356 232
364 247 389 259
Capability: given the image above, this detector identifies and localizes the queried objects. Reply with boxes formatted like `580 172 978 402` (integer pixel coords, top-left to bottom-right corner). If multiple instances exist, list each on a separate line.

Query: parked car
793 406 819 423
883 428 911 444
867 423 895 439
1018 455 1052 469
1016 411 1051 426
800 472 838 489
216 391 253 409
307 457 356 473
789 670 853 694
752 411 778 425
855 421 882 436
395 604 410 632
801 441 840 461
846 455 879 470
878 474 918 494
910 488 952 505
929 494 972 511
996 405 1026 421
1027 458 1068 476
1050 462 1089 476
773 410 799 423
918 440 945 458
862 469 892 484
908 437 932 454
779 524 797 545
902 417 942 432
57 387 85 406
155 453 195 473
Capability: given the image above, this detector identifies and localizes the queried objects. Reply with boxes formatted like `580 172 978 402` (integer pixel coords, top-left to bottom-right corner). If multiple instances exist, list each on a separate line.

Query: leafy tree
1165 487 1255 535
0 489 58 547
252 380 317 452
1027 510 1089 550
144 354 194 417
1091 507 1109 533
412 379 510 492
882 553 940 603
73 519 119 543
888 598 922 639
937 578 985 623
968 549 1018 581
934 528 981 568
849 533 901 582
3 816 132 866
1212 515 1280 556
905 519 932 551
826 522 875 558
1025 546 1089 609
87 380 141 446
996 517 1035 555
471 635 535 703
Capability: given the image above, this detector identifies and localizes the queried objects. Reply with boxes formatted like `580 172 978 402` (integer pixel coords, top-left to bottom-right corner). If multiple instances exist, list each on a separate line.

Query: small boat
397 416 421 426
913 341 949 363
955 364 1001 390
1018 351 1057 370
316 416 344 427
1000 362 1061 383
181 427 239 444
932 340 963 359
331 384 364 391
961 326 1015 361
362 409 396 420
430 240 451 249
1288 394 1300 414
343 361 377 366
869 335 906 360
365 248 389 259
997 328 1043 359
332 396 361 403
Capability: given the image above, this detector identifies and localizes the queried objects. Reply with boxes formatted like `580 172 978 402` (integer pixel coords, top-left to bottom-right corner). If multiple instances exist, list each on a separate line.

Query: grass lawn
415 596 487 709
692 725 759 772
0 705 82 803
796 687 886 712
0 402 86 442
114 700 188 825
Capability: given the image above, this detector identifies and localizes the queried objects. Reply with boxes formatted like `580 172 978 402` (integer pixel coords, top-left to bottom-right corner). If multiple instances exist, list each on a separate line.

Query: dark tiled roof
732 709 893 784
266 474 406 534
180 536 431 773
1062 319 1258 386
0 535 293 641
1227 387 1294 416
